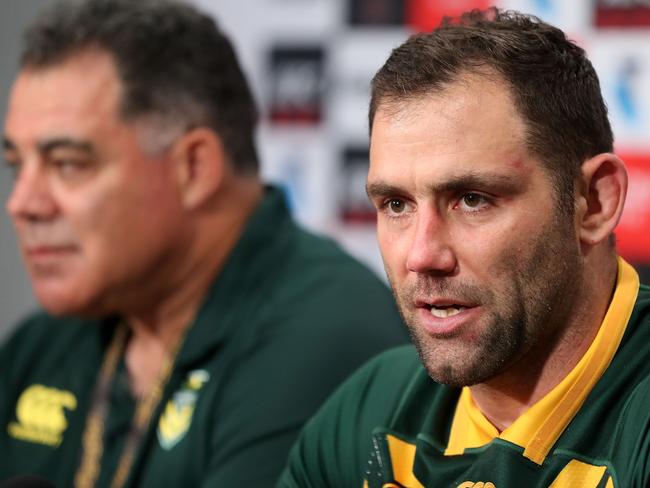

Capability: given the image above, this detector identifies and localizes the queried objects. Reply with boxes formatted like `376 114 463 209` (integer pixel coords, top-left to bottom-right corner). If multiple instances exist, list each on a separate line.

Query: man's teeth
430 306 466 318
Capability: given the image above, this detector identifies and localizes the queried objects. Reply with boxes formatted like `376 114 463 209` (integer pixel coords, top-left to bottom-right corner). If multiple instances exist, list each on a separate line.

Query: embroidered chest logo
7 384 77 447
157 369 210 450
457 483 496 488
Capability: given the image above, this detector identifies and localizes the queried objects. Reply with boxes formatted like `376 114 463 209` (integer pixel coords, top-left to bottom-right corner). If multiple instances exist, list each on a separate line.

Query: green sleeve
615 374 650 487
196 311 409 487
277 346 421 488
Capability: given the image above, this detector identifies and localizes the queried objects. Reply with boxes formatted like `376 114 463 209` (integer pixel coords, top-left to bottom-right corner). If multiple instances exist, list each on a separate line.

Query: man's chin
33 283 102 318
38 300 95 318
421 360 477 387
411 335 504 387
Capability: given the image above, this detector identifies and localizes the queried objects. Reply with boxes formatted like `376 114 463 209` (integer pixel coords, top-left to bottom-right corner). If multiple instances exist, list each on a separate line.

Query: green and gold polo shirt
279 259 650 488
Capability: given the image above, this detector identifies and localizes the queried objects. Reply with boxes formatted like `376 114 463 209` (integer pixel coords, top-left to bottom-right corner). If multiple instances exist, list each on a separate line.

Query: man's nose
405 209 457 275
6 163 58 222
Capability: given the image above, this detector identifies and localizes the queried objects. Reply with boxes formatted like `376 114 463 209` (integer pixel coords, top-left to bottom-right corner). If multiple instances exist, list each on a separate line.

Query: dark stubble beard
386 214 583 388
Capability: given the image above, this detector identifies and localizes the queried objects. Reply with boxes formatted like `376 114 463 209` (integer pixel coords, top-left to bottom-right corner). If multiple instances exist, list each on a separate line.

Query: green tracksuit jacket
0 187 407 487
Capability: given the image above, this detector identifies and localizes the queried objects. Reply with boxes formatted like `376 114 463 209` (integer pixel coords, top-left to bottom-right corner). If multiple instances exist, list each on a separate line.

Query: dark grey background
0 1 49 341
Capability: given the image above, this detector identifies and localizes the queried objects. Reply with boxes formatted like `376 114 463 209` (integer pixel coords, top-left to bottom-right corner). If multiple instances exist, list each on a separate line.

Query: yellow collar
445 258 640 464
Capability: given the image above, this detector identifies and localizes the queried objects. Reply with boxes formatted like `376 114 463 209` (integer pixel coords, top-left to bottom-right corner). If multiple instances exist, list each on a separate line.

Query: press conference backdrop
1 0 649 341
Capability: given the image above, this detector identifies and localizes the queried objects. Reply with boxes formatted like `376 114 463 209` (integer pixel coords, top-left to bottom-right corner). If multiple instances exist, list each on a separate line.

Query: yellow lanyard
74 324 182 488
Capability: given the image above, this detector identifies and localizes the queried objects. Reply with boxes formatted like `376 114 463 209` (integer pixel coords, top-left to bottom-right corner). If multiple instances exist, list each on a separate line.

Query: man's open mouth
428 305 468 318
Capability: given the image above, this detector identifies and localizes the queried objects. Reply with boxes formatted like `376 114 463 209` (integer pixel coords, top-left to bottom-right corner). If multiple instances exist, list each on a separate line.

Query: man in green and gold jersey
278 8 650 488
0 1 407 486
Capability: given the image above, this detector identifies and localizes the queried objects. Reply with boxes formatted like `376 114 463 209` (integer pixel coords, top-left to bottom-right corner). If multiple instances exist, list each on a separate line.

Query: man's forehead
370 74 528 159
10 50 122 116
373 73 520 129
5 51 125 147
367 74 542 194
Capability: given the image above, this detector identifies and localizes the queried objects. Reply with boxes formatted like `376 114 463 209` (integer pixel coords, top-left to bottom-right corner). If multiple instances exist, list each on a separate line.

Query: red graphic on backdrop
616 152 650 262
595 1 650 28
406 0 491 32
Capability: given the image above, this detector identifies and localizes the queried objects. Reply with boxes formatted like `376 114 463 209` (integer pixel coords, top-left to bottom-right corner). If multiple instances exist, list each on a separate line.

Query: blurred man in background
279 8 650 487
0 0 406 486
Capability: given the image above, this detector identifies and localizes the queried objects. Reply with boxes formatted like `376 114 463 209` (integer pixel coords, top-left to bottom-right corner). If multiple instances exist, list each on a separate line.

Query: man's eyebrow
366 182 402 199
427 172 522 194
366 172 522 199
37 137 95 155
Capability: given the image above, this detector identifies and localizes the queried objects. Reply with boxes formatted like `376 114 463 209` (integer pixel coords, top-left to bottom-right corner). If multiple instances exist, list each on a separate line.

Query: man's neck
122 178 264 397
469 254 618 432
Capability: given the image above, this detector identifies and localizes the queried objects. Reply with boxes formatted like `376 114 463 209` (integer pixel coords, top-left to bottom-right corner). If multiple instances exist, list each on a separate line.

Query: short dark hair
21 0 259 174
369 8 613 213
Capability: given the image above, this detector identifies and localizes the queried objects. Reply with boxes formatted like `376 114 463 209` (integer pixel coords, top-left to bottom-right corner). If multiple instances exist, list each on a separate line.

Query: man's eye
458 193 490 212
51 159 89 178
388 199 406 214
463 193 482 207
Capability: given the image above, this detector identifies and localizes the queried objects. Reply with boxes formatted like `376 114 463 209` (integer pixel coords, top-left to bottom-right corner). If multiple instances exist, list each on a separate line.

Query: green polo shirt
277 265 650 487
0 187 407 487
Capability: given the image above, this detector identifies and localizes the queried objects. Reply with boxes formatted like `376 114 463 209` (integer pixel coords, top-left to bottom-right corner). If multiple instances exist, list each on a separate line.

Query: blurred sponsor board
348 0 405 26
340 146 376 223
268 46 326 124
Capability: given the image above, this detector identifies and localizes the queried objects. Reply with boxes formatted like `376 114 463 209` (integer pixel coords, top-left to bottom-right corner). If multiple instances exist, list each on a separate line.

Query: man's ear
577 153 628 246
170 128 226 209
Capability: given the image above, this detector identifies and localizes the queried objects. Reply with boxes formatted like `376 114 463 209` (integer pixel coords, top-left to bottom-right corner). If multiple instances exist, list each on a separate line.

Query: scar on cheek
509 158 524 170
